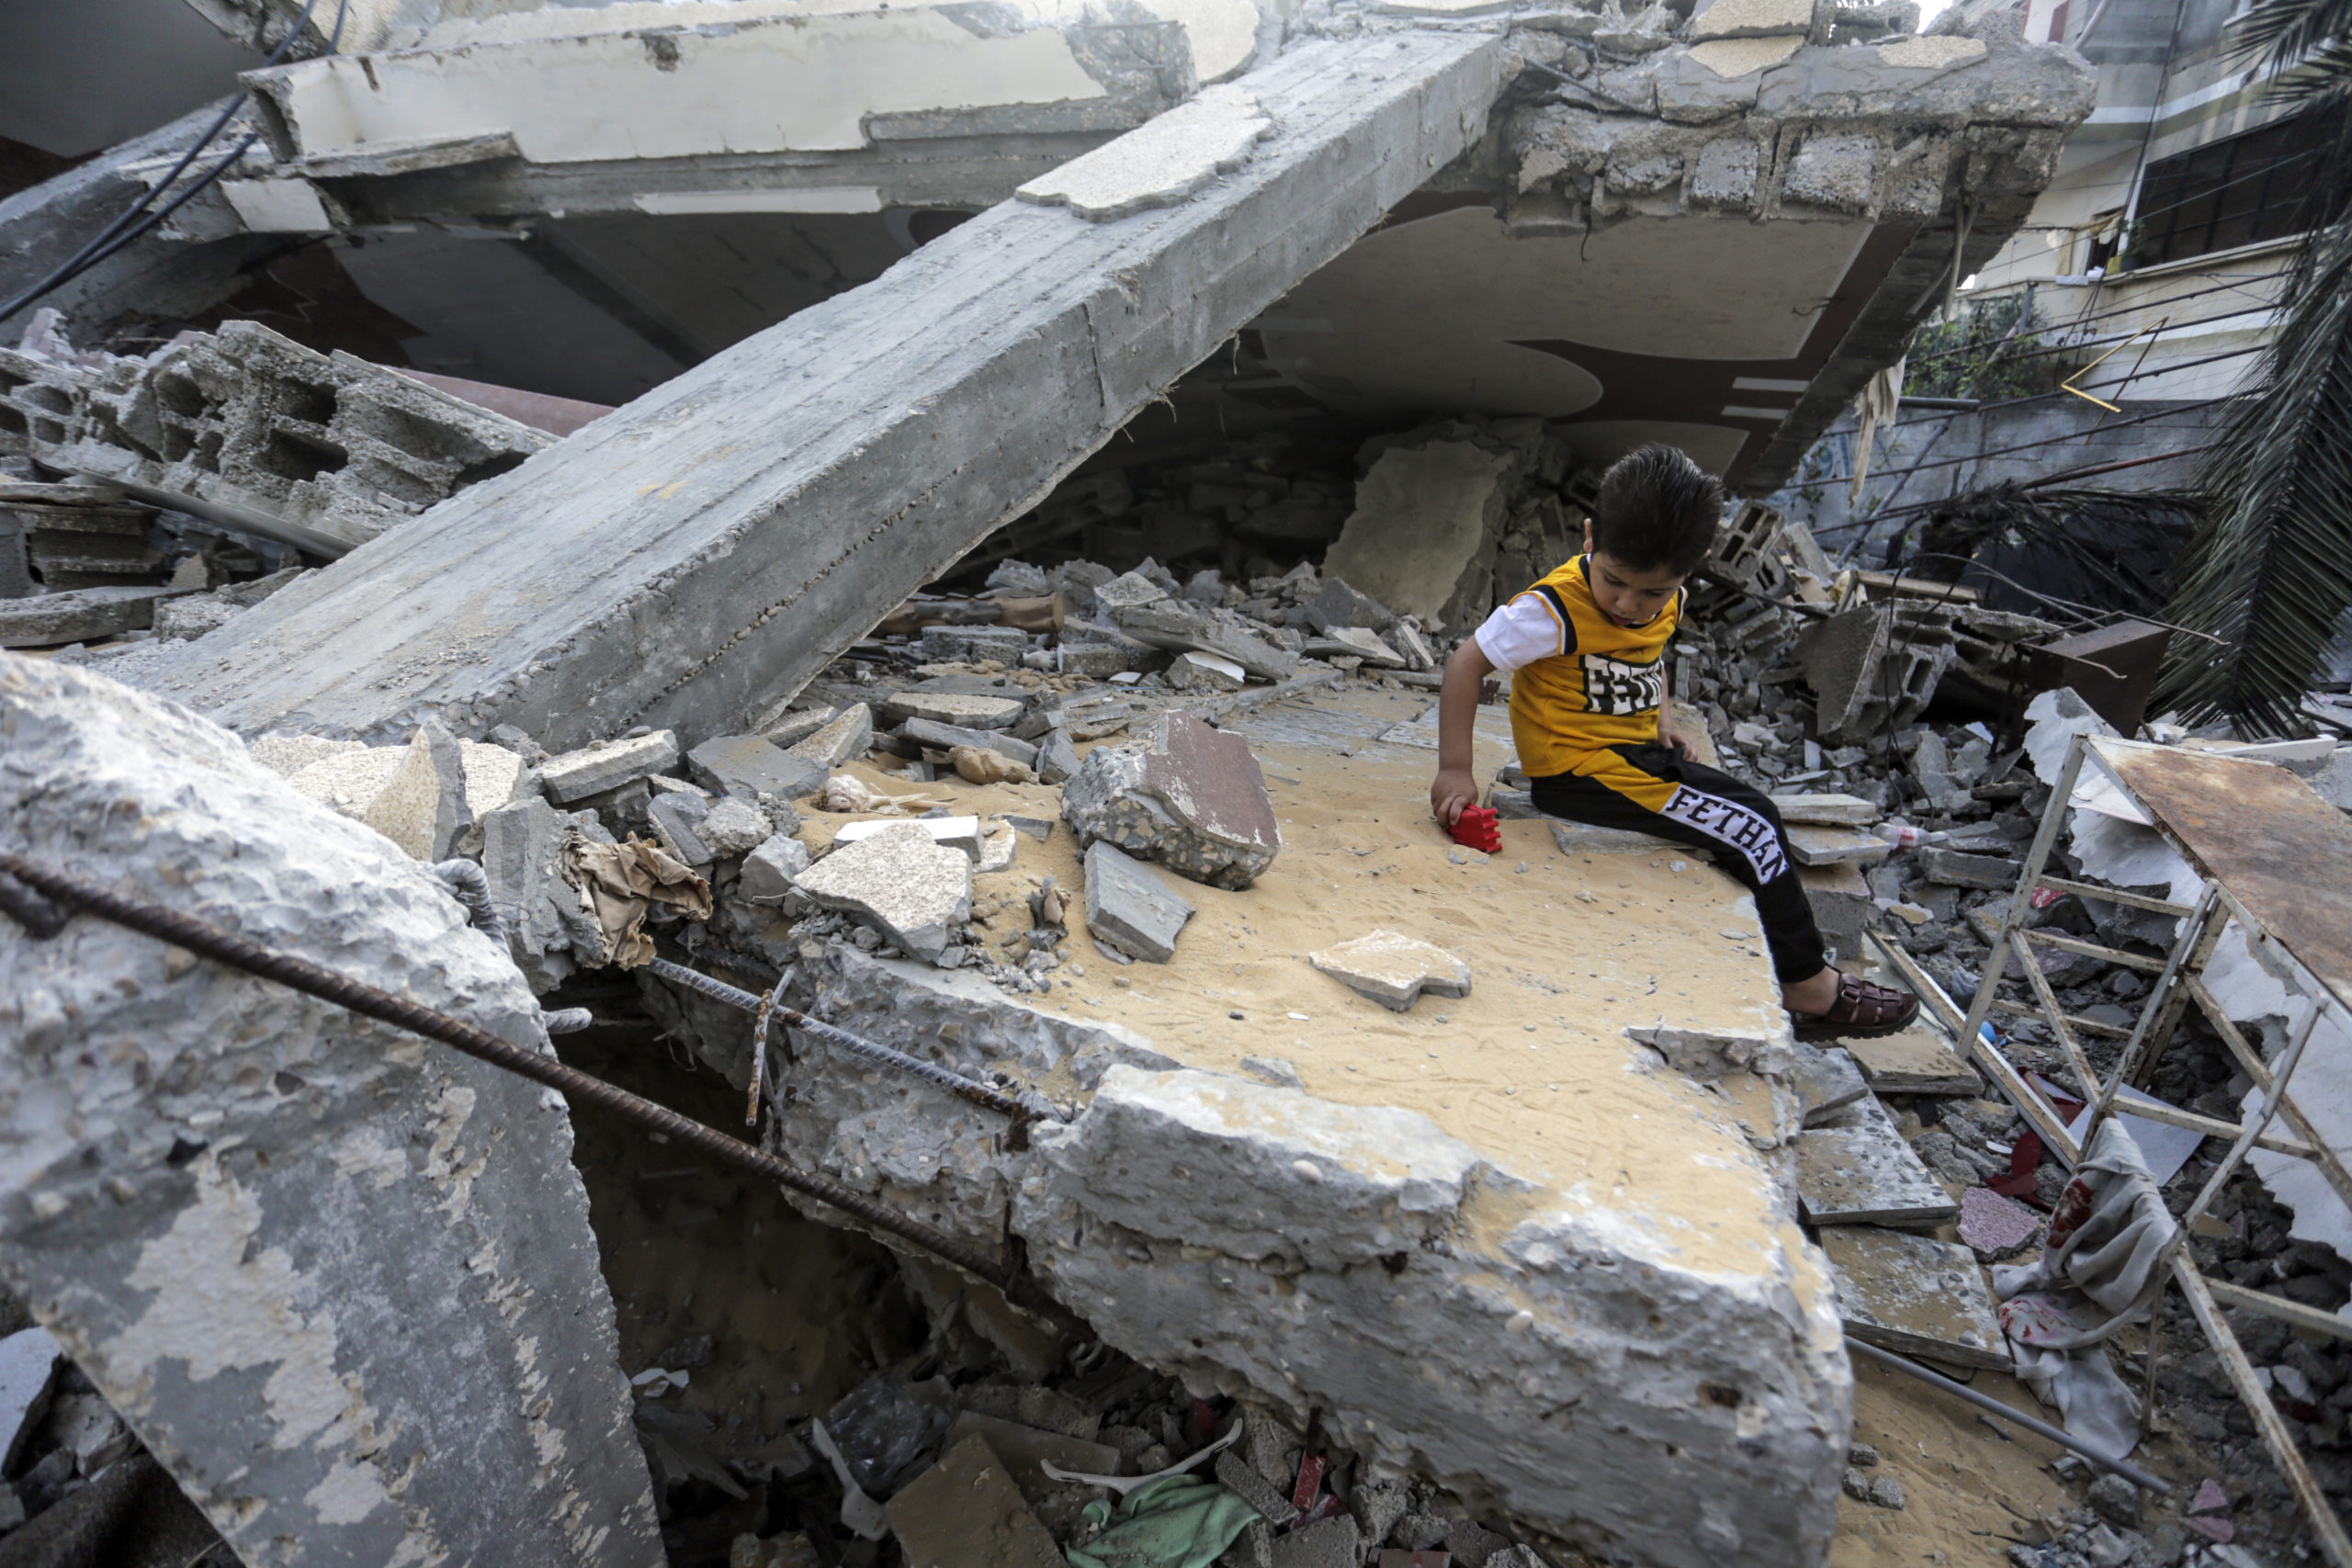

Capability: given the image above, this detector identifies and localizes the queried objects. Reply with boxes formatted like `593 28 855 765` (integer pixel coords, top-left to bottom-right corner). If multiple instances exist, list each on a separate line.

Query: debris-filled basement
4 0 2352 1563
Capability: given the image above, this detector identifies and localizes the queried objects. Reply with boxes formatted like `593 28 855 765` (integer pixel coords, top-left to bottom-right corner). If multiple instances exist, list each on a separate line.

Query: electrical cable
0 0 345 326
1806 395 2230 491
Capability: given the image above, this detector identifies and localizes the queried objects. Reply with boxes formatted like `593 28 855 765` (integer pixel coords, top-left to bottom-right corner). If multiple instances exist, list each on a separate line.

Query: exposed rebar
0 852 1081 1337
641 956 1035 1121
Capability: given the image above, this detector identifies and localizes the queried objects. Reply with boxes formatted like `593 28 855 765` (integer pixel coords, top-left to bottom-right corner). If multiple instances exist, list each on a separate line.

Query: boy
1428 444 1917 1037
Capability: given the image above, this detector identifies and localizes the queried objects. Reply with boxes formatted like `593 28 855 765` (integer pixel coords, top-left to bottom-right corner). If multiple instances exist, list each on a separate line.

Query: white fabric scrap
1993 1119 2177 1459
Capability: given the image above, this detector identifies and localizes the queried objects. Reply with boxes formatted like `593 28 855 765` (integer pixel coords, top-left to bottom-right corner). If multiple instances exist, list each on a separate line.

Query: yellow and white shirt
1473 556 1683 778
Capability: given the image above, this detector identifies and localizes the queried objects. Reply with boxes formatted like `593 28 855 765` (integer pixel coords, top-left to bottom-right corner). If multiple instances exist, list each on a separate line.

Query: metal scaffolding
1953 733 2352 1563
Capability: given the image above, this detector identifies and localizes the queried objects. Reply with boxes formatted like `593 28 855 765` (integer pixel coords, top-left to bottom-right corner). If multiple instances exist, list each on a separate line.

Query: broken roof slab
741 686 1848 1568
1250 19 2095 491
145 30 1510 750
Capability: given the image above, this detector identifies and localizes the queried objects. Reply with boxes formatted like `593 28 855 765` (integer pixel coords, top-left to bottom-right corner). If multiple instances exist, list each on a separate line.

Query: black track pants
1528 742 1830 984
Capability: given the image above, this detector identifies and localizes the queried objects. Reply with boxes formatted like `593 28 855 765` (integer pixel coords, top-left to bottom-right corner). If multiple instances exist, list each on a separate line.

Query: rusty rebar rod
0 852 1081 1337
641 956 1033 1121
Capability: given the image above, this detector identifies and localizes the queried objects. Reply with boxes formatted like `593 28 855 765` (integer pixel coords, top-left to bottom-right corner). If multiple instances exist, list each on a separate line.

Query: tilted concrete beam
0 655 662 1567
149 30 1510 749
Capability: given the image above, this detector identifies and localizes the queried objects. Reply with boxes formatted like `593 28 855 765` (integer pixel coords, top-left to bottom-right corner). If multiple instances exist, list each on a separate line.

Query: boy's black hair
1589 444 1723 577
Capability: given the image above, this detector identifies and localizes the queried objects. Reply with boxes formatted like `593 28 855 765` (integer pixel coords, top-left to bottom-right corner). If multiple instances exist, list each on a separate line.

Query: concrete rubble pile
5 505 1858 1567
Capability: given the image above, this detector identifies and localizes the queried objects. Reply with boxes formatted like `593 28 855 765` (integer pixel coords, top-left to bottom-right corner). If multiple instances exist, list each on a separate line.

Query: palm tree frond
2157 220 2352 737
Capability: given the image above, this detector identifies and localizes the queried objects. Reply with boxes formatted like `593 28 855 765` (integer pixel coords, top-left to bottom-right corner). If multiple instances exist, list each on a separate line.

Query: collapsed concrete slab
729 685 1849 1568
0 655 660 1566
145 31 1508 749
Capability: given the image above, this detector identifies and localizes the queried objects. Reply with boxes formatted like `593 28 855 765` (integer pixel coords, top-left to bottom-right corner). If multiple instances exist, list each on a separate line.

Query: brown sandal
1792 971 1919 1040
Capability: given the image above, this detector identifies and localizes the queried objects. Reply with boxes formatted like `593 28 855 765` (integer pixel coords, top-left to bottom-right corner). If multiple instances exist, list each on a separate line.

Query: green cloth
1063 1474 1261 1568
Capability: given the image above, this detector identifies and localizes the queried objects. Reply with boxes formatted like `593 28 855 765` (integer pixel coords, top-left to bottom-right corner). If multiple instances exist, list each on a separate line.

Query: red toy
1450 804 1502 855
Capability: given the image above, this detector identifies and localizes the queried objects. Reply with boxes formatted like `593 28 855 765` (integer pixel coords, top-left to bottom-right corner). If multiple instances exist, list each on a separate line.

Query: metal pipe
0 852 1083 1337
432 859 505 948
1845 1337 2173 1495
641 956 1034 1121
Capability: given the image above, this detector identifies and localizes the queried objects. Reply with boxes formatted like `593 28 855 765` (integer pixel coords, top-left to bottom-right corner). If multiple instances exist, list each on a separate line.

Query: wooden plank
2174 1259 2352 1568
2093 738 2352 1013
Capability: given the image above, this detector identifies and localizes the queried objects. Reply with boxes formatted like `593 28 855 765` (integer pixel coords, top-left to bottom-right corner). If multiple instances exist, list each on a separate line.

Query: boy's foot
1789 971 1918 1040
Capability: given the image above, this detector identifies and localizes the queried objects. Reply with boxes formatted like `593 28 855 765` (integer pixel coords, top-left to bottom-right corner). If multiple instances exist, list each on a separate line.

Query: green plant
1905 293 2059 401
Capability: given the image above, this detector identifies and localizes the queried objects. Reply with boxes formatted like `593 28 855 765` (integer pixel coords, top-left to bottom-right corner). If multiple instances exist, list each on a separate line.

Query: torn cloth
1849 356 1905 504
1992 1117 2177 1459
1064 1476 1261 1568
563 833 711 968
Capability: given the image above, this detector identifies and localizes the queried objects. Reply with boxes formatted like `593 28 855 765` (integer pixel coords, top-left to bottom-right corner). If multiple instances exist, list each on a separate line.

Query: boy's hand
1663 730 1696 762
1430 767 1478 827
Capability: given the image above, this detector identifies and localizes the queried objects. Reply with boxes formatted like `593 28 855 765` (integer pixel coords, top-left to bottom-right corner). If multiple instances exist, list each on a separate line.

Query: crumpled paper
563 833 711 968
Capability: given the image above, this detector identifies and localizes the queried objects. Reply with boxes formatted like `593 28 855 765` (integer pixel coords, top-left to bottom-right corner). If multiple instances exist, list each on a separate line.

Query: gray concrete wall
1773 397 2222 554
0 654 662 1568
143 29 1508 750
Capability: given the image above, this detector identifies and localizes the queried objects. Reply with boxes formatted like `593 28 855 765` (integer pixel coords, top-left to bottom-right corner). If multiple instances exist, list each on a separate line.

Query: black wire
0 0 343 326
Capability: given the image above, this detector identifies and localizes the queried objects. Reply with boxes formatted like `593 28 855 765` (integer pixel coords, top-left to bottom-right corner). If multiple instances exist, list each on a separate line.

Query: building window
2129 107 2349 268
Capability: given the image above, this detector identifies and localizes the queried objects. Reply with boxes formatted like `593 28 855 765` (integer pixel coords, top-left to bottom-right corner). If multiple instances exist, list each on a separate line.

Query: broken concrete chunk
1303 576 1398 635
1305 626 1406 669
763 705 838 750
739 833 812 902
1790 1042 1869 1126
1958 1185 2042 1261
0 1327 60 1474
362 718 474 862
1320 442 1510 626
1690 0 1815 38
883 692 1027 730
1217 1446 1302 1525
1841 1028 1981 1098
248 732 366 779
0 584 195 648
1272 1516 1362 1568
916 625 1030 664
899 717 1038 769
1817 1225 2009 1371
794 822 972 962
1035 729 1081 786
1091 570 1169 613
1771 792 1882 826
481 795 599 991
885 1434 1063 1568
1786 826 1892 866
700 796 773 858
1389 620 1438 671
1083 840 1196 964
1113 601 1297 682
1308 930 1472 1011
833 816 984 861
786 703 874 769
1015 84 1274 220
648 791 718 865
1795 1094 1957 1227
541 730 680 804
941 1412 1122 1501
1238 1055 1304 1089
686 732 826 806
1167 650 1248 693
1063 711 1282 890
1918 847 2019 889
